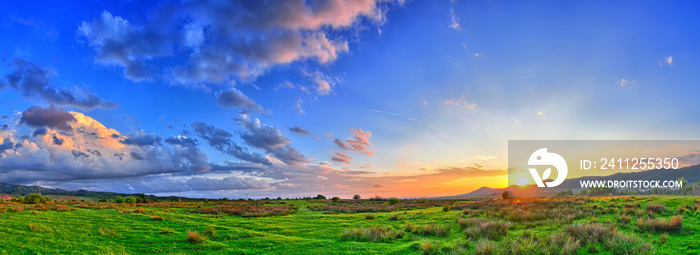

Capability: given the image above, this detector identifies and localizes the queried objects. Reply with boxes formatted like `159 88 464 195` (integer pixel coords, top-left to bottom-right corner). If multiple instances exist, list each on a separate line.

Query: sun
517 176 531 186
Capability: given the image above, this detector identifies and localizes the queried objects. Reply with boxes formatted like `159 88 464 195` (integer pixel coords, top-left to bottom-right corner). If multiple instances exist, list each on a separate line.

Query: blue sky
1 0 699 198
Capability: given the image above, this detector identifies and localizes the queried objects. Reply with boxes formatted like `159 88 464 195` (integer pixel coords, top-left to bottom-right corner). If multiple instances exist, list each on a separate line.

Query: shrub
442 204 451 212
462 219 511 240
645 204 665 214
23 193 47 204
331 197 340 203
564 223 614 244
618 214 631 225
151 215 164 221
389 214 401 221
636 215 683 232
124 197 137 204
114 197 125 203
604 232 654 255
387 197 400 205
474 239 498 255
340 226 403 242
205 226 216 237
546 232 579 255
353 195 361 200
29 224 37 231
365 214 376 220
315 194 327 200
133 207 146 214
11 196 24 203
161 228 173 234
187 230 207 244
418 240 440 255
405 223 452 237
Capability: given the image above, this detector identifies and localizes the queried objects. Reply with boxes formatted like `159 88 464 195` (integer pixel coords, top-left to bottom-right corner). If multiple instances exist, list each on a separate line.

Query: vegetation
0 195 697 254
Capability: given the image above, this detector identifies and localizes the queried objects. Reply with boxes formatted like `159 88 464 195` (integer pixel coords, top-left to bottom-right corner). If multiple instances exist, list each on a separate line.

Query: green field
0 196 698 254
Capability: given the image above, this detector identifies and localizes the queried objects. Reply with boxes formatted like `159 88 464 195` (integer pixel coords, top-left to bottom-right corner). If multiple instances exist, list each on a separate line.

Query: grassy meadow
0 196 698 254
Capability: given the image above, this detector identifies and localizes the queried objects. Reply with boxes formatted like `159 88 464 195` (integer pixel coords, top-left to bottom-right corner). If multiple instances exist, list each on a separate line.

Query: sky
1 0 700 199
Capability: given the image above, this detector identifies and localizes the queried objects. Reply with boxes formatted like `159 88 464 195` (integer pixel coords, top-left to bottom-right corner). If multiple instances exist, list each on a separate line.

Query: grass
0 196 697 254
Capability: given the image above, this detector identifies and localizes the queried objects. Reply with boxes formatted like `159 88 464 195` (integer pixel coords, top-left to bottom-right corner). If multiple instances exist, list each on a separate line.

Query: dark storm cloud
2 59 116 109
289 126 310 135
20 106 76 131
119 133 162 146
214 87 263 110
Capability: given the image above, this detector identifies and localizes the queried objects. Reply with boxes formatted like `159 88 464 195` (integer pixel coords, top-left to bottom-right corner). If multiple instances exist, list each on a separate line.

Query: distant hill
454 164 700 198
0 182 190 201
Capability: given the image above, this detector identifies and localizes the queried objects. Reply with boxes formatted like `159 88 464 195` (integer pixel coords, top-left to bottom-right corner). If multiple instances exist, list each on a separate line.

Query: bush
23 193 48 204
10 196 24 203
442 204 451 212
405 223 452 237
418 240 440 255
461 218 511 240
331 197 340 203
353 195 361 200
187 230 207 244
387 197 400 205
564 223 614 244
114 197 125 203
474 239 498 255
636 215 683 232
315 194 327 200
124 197 137 204
604 232 654 255
340 226 403 242
645 204 665 214
365 214 376 220
151 215 164 221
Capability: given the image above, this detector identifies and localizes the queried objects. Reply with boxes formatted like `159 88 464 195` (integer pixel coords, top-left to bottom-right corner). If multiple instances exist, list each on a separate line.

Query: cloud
0 108 210 183
331 151 352 163
77 11 170 81
78 1 386 85
443 95 477 110
449 8 461 31
666 56 673 65
214 87 263 111
332 139 348 151
119 133 162 147
2 59 117 110
191 121 271 166
20 106 76 131
289 126 311 135
332 128 374 156
235 113 311 166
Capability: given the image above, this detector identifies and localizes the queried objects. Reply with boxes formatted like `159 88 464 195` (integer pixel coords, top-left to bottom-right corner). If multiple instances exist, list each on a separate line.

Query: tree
136 193 149 203
115 197 125 203
331 197 340 203
387 197 400 205
24 193 47 204
124 197 137 204
353 194 361 200
502 190 510 200
315 194 327 200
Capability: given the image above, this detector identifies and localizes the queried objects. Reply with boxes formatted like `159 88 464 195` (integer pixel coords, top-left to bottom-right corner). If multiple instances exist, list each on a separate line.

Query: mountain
455 164 700 198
